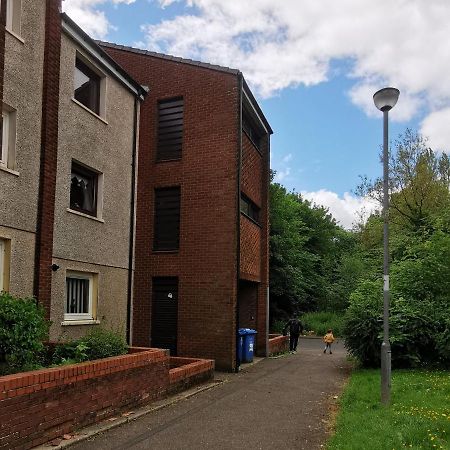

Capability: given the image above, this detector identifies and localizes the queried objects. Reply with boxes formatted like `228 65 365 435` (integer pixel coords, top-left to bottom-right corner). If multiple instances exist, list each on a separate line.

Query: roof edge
242 77 273 135
61 14 148 99
97 40 240 76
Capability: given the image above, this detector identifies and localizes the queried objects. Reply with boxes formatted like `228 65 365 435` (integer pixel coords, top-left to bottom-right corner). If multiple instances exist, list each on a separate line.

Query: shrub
0 292 49 374
302 311 344 336
81 328 128 361
343 280 450 368
53 328 128 365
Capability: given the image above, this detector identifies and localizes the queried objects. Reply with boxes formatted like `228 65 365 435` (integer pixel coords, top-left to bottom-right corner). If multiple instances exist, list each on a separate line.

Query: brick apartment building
100 43 272 371
0 0 272 372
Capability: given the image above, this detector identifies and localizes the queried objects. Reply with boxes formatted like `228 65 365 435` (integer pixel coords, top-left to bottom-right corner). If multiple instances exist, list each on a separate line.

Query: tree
269 176 358 322
356 129 450 231
344 130 450 367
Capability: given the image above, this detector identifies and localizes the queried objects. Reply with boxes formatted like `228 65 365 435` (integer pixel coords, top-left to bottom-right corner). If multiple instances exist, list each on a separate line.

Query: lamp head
373 87 400 112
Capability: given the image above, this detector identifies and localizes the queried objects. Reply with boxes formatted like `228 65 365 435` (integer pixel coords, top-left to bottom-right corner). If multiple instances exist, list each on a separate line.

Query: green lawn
327 369 450 450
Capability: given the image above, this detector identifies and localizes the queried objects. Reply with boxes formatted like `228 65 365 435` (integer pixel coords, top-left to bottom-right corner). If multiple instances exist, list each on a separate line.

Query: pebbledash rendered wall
0 0 47 299
100 43 271 371
49 27 138 341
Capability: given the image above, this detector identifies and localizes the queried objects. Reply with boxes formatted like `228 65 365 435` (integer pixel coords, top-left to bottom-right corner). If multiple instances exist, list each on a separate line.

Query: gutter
235 72 243 372
126 94 140 345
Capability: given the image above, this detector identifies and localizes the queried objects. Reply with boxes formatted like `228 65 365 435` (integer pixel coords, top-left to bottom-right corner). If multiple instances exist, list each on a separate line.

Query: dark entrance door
151 277 178 355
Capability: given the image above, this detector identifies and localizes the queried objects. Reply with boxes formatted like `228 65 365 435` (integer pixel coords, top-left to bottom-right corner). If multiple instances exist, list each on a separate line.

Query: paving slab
58 338 352 450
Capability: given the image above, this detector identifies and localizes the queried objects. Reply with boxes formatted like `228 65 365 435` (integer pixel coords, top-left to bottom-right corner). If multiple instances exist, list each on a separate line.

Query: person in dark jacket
283 316 304 353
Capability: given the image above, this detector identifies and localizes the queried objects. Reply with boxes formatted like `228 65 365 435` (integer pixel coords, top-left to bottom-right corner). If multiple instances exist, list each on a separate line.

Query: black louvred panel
154 187 181 251
151 277 178 355
157 97 183 161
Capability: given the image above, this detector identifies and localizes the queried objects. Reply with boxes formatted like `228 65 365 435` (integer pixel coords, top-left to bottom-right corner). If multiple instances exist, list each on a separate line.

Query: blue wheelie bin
237 328 246 363
239 328 257 363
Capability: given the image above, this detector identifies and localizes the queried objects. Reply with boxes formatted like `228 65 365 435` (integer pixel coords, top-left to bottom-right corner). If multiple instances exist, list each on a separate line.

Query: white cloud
301 189 378 229
420 108 450 154
282 153 292 163
63 0 450 151
62 0 136 39
138 0 450 150
274 167 291 183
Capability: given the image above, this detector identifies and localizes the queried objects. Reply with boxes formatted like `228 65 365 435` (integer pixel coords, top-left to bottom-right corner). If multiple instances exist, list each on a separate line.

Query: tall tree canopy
269 178 358 321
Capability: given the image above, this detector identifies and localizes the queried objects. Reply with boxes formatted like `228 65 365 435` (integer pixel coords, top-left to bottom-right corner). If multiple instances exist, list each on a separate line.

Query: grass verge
327 369 450 450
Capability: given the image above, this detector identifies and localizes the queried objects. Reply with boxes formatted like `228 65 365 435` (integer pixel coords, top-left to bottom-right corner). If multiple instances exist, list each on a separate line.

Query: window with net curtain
70 161 98 216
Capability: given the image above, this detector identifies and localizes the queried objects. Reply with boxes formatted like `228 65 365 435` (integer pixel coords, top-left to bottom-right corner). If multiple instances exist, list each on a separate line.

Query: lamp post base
381 341 391 405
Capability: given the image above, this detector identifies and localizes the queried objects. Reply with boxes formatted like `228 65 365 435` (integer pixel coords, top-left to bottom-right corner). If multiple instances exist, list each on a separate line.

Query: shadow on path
69 338 352 450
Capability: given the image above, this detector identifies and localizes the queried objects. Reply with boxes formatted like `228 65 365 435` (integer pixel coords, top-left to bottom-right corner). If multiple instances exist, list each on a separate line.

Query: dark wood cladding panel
157 97 183 161
154 186 181 251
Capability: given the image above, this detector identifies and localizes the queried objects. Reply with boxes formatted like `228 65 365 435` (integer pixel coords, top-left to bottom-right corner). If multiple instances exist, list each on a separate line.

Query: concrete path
69 338 352 450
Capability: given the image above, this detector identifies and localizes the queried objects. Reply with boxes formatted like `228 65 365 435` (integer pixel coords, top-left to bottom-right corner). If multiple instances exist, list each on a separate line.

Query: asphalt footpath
61 338 352 450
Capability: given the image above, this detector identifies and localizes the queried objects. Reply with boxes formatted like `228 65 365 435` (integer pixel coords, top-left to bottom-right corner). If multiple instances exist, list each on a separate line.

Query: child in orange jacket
323 329 335 354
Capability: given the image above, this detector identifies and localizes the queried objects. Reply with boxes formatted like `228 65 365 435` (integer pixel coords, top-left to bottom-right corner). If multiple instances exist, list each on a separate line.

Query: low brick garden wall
169 357 215 394
0 348 214 449
268 334 289 355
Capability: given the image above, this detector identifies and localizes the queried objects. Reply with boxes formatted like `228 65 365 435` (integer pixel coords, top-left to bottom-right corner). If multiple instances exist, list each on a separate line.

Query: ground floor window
65 271 96 321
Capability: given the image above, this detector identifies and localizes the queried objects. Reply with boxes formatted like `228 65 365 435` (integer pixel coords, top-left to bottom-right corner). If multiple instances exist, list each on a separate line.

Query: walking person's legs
292 334 299 352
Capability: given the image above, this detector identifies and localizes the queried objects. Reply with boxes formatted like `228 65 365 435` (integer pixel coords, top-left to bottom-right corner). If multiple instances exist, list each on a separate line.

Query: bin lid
238 328 258 335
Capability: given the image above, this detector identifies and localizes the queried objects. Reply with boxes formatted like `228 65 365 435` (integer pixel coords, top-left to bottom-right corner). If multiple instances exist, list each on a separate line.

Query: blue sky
63 0 450 228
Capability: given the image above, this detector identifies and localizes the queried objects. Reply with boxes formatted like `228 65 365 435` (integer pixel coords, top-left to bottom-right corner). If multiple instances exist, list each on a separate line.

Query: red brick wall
256 135 270 355
268 334 289 355
33 0 62 318
168 357 214 394
101 46 240 371
240 218 261 281
240 130 270 355
0 349 170 450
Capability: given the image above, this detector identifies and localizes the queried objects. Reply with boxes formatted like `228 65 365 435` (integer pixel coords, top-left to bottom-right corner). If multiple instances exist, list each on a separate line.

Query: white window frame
68 160 104 221
73 52 107 121
0 240 4 292
1 111 10 167
65 271 94 321
1 105 17 170
6 0 22 37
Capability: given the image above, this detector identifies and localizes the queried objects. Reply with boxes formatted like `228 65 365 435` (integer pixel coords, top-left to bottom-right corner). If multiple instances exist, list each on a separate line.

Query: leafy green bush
0 292 49 374
343 281 450 368
81 328 127 361
342 280 384 367
302 311 344 336
52 340 89 365
52 328 127 365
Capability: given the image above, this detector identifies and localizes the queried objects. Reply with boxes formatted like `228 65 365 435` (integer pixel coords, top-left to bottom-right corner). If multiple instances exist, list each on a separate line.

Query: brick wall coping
169 357 215 385
0 347 167 400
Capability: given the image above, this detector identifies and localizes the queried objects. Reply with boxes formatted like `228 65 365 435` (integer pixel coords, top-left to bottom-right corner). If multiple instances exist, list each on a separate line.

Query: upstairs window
154 187 181 251
74 57 101 116
5 0 22 36
240 194 260 224
157 97 183 161
70 161 99 217
243 114 264 152
1 105 16 170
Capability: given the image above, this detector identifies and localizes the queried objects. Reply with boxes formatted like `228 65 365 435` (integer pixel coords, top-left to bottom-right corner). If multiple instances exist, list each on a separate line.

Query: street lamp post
373 87 400 405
